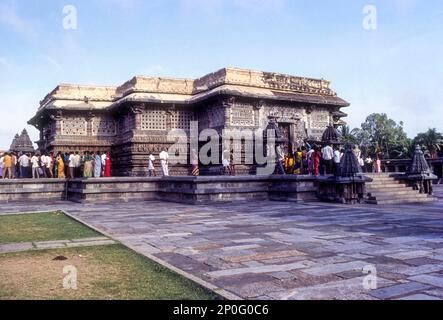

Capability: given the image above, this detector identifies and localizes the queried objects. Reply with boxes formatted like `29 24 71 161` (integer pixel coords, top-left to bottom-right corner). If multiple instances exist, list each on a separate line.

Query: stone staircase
364 173 436 205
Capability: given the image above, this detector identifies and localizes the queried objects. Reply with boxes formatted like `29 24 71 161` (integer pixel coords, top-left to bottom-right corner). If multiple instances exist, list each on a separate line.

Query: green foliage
340 113 411 159
412 128 443 158
338 125 359 145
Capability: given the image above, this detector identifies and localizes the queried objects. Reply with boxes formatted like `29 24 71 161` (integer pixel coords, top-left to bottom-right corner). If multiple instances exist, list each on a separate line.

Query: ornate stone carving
92 118 117 136
230 105 255 127
141 110 166 131
61 117 87 136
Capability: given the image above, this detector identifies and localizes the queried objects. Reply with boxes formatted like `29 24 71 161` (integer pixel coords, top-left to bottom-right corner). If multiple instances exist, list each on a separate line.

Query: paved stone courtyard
1 198 443 300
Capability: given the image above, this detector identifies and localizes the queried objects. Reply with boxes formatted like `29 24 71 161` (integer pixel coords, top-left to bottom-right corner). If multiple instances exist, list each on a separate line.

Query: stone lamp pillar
317 143 372 204
405 145 438 195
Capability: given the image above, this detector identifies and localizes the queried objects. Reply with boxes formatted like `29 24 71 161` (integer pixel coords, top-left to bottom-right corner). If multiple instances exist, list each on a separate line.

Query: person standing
45 154 53 178
31 153 40 179
321 143 334 175
73 151 81 178
18 153 30 179
364 156 373 173
375 155 382 173
333 147 341 175
11 153 17 179
307 147 314 175
94 152 102 178
312 146 322 176
2 153 12 179
101 152 107 177
148 154 156 177
275 144 286 175
56 153 65 179
104 152 111 177
190 149 199 176
222 148 230 175
159 149 169 176
83 151 93 178
68 152 75 179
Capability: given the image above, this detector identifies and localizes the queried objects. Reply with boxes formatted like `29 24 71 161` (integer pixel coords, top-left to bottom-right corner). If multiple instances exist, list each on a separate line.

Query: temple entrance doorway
278 123 292 155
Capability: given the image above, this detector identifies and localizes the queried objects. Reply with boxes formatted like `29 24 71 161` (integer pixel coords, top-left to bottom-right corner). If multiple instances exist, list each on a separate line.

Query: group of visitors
147 149 172 177
0 151 111 179
274 143 342 176
274 143 383 176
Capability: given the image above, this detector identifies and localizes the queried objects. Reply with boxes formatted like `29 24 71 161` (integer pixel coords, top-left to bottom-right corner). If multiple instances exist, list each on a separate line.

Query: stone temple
28 68 349 176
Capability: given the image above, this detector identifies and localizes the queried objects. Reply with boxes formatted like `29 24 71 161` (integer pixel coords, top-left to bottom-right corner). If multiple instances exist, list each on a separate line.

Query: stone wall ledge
0 175 320 204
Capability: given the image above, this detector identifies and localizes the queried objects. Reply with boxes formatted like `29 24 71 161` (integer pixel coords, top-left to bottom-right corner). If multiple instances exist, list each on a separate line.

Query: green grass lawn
0 212 219 300
0 244 219 300
0 212 100 244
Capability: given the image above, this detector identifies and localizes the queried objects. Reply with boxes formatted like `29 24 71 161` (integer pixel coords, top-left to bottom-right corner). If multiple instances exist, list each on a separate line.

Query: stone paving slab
1 198 443 300
0 242 34 254
0 237 116 254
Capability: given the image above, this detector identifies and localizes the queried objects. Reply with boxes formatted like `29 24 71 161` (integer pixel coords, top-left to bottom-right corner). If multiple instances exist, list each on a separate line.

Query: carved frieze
61 117 87 136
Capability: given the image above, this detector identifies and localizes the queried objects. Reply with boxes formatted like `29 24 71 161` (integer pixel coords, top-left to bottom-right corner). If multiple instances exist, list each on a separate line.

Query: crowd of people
0 144 384 180
0 151 111 179
275 143 383 176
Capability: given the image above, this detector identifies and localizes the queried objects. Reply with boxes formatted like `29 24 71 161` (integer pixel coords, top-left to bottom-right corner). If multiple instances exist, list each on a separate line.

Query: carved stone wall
61 117 87 136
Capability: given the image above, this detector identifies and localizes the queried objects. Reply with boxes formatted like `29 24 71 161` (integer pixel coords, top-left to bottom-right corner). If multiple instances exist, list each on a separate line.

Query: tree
412 128 443 159
338 125 359 145
359 113 411 159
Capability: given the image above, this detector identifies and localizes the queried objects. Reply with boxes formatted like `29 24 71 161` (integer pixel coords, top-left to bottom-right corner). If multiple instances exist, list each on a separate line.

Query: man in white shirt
101 152 107 176
45 155 53 178
68 152 75 178
159 149 169 176
333 147 341 175
321 144 334 174
18 153 30 178
73 151 81 178
148 154 155 177
31 154 40 179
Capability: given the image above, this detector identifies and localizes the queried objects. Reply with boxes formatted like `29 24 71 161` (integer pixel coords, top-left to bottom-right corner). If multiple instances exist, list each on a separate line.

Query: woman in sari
57 154 65 179
93 152 102 178
83 151 93 178
104 152 111 177
312 146 322 176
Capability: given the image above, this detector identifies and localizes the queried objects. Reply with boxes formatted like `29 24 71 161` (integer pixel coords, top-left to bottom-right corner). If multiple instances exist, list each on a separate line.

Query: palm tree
412 128 443 159
338 125 359 145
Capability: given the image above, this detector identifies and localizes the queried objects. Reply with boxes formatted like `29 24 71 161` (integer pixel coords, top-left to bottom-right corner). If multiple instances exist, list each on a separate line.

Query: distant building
9 129 35 154
28 67 349 175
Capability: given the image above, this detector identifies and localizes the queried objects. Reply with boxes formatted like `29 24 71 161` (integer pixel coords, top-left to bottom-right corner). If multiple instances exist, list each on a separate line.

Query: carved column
130 104 145 130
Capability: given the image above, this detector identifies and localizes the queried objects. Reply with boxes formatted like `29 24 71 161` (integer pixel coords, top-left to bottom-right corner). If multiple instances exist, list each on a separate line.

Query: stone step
366 183 408 189
367 191 430 198
368 193 431 201
366 197 435 205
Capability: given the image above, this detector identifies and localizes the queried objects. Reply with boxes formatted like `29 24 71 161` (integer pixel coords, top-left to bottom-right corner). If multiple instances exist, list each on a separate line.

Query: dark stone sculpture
404 145 438 195
321 125 342 145
317 143 372 204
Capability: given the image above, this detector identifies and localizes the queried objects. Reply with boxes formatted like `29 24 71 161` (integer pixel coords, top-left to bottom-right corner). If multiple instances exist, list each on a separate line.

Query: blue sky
0 0 442 149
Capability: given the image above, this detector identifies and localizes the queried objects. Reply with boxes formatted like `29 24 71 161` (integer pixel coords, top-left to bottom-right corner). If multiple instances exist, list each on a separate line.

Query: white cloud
0 3 38 39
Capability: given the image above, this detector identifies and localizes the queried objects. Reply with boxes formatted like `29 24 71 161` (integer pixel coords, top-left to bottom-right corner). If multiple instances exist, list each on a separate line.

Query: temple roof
30 67 350 124
10 129 35 153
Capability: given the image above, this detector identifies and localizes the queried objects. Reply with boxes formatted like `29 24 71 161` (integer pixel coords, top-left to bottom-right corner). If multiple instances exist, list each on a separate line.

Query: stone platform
2 199 443 300
0 175 318 204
